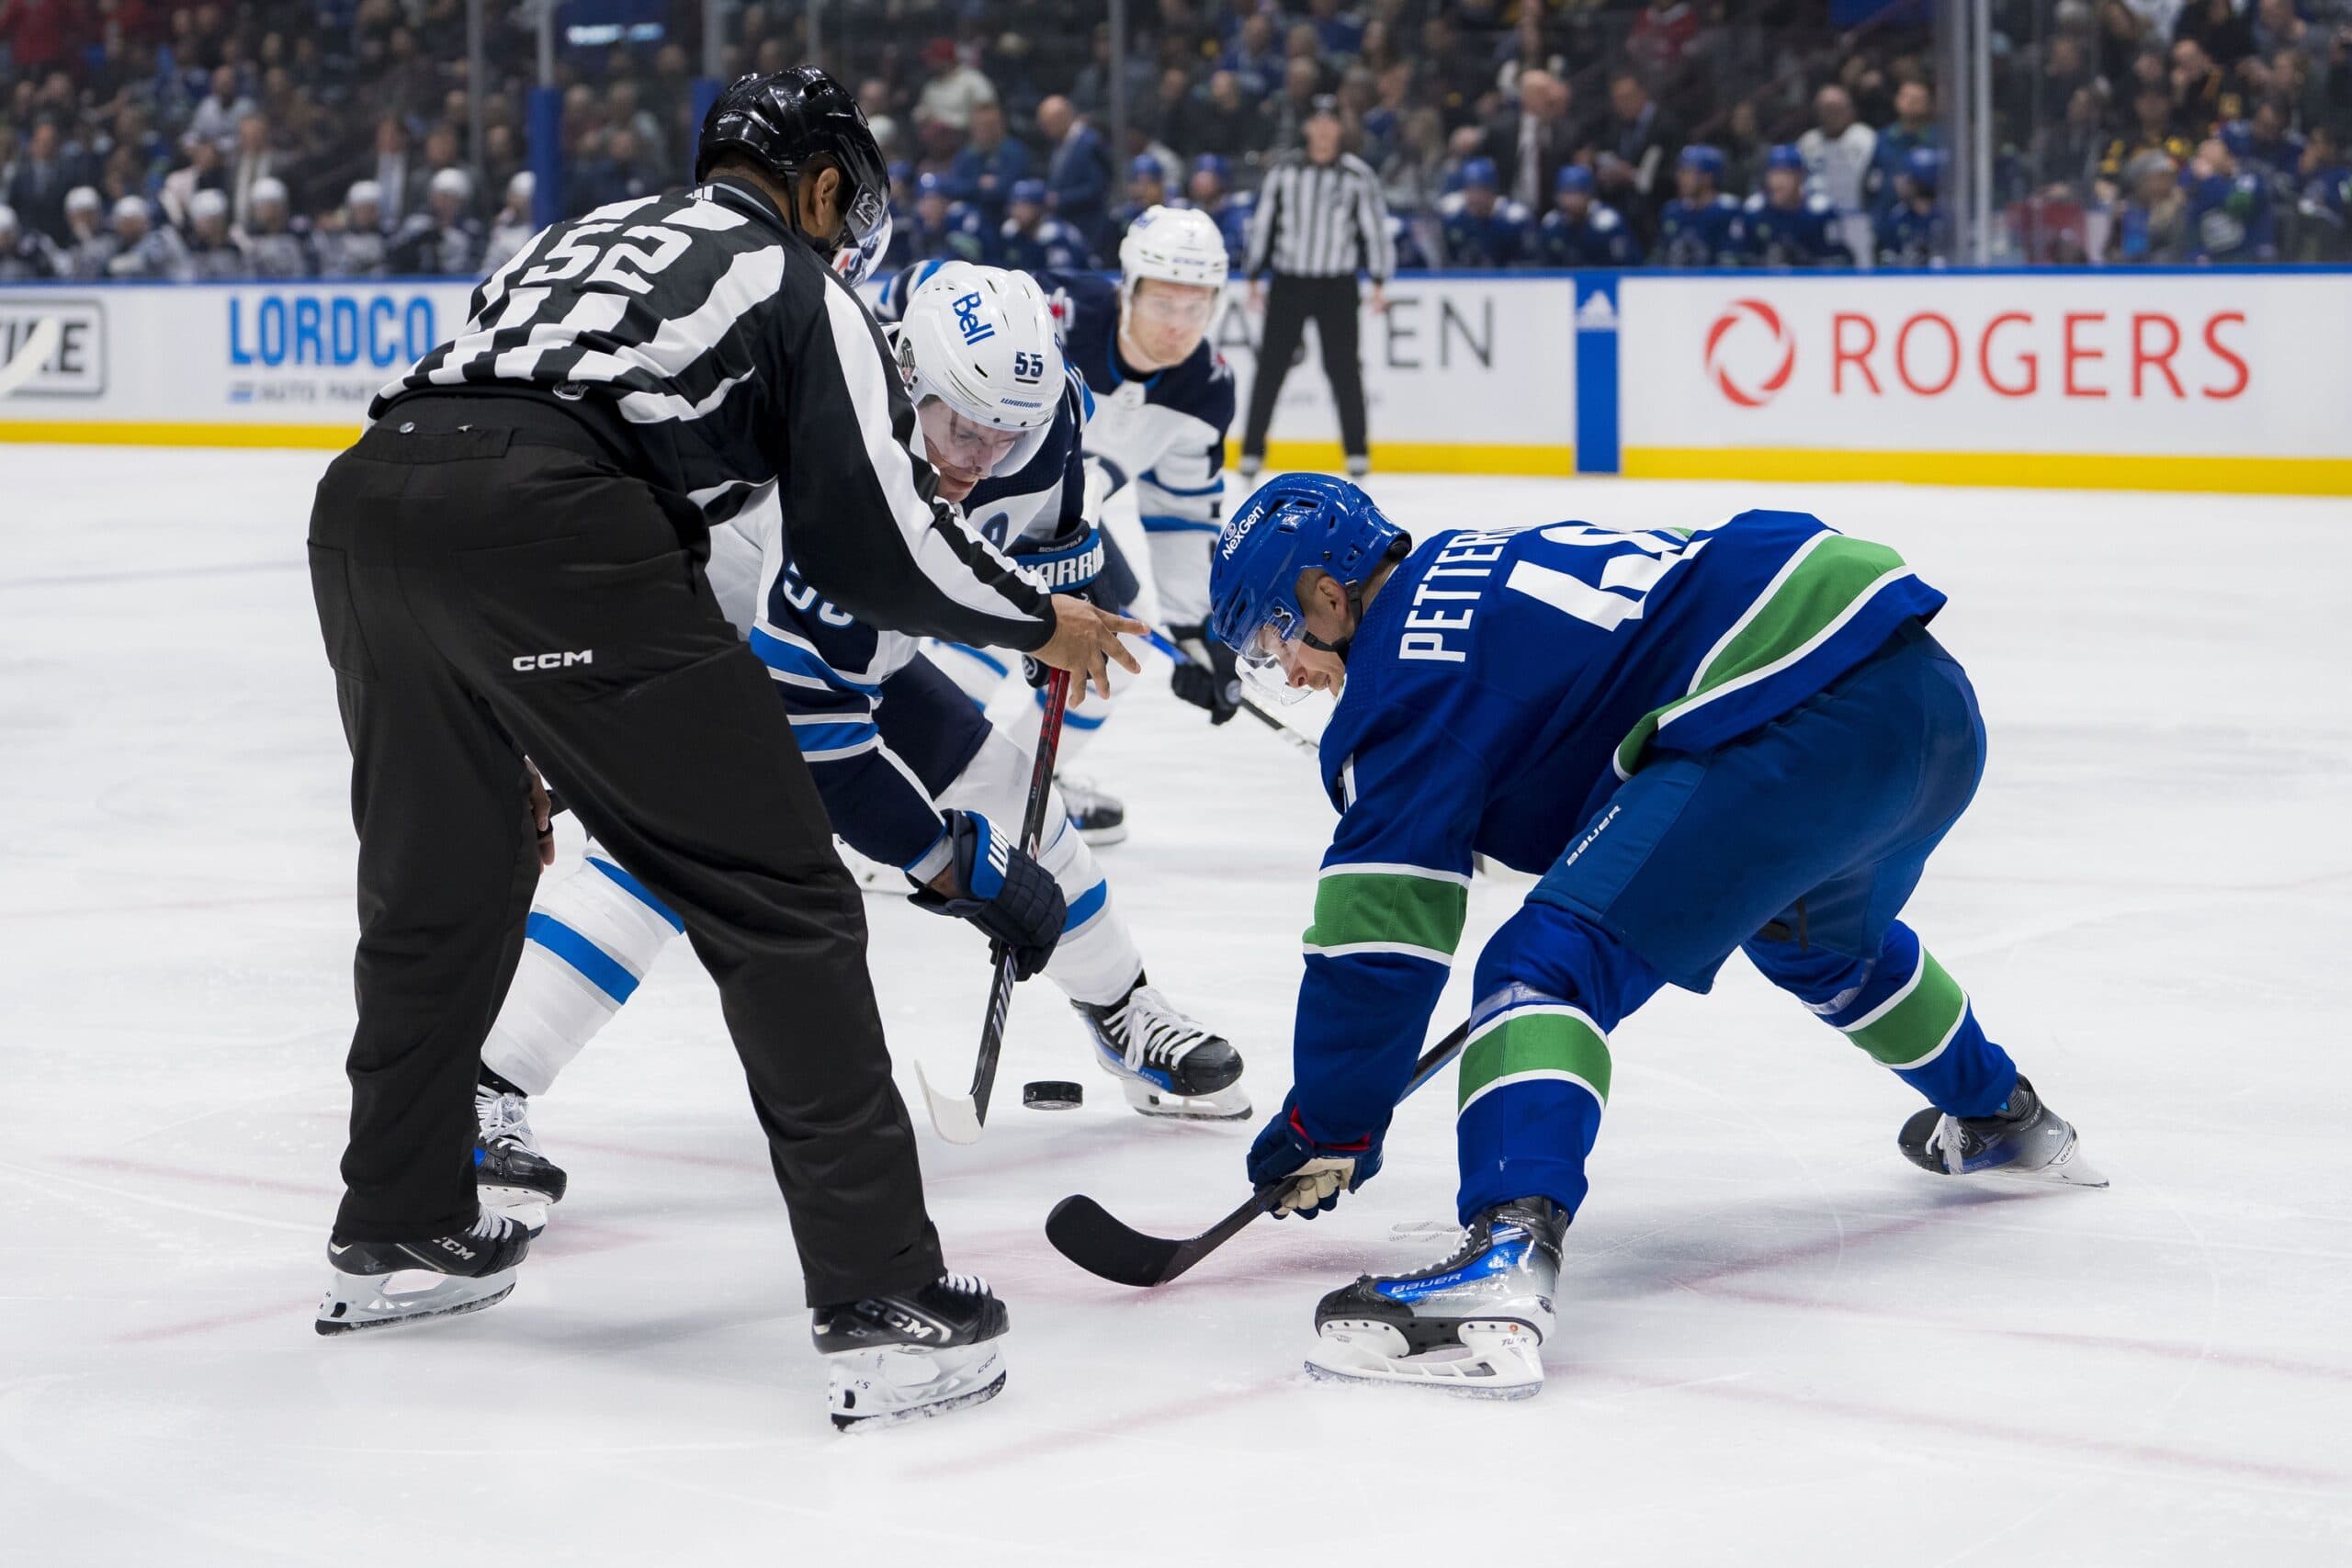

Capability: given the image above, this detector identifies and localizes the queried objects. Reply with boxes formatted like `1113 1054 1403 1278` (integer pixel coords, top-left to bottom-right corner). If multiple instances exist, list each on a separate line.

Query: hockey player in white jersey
473 264 1249 1210
888 207 1240 843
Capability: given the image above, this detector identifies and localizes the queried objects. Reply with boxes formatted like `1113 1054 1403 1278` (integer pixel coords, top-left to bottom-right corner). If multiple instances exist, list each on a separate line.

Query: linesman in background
1238 96 1395 481
303 68 1138 1427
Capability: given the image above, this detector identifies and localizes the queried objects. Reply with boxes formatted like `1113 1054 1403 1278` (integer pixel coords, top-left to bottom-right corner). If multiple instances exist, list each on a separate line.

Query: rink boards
3 266 2347 494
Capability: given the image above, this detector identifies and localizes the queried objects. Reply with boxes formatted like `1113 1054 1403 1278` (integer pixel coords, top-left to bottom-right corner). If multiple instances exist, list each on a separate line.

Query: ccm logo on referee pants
513 650 594 671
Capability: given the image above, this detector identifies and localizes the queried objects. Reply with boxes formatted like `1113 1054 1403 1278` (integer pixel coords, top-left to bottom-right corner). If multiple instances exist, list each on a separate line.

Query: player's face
1556 189 1589 218
1677 166 1703 201
1767 167 1799 205
918 398 1025 502
1272 634 1346 695
1465 186 1496 217
1125 278 1217 364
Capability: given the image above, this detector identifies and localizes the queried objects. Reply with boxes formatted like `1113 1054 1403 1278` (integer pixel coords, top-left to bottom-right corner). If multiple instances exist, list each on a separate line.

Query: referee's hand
1034 594 1147 702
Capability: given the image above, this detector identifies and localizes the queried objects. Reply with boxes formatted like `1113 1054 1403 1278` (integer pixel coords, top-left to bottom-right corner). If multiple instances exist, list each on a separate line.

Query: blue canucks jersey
1205 194 1254 269
1656 193 1744 267
1741 192 1842 266
1536 202 1640 266
999 217 1093 272
1437 194 1534 266
1874 202 1950 267
2184 173 2277 262
1286 513 1946 1139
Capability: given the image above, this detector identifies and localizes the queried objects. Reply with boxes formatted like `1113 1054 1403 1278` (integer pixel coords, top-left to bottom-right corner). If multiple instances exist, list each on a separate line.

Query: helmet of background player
0 203 17 241
695 66 893 286
1190 152 1228 203
1116 204 1227 366
894 262 1066 502
1903 145 1944 201
189 186 230 238
1677 142 1726 197
1765 142 1804 203
1460 156 1499 216
1554 162 1594 209
1209 472 1408 699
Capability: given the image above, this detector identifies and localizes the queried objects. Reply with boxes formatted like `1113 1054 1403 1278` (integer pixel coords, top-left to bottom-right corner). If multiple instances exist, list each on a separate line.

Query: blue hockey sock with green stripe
1747 920 2017 1118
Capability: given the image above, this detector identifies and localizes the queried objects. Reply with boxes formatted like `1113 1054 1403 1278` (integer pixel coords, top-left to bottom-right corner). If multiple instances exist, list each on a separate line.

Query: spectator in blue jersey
1188 152 1254 269
1437 157 1533 266
944 99 1029 225
1656 144 1744 268
2292 126 2348 259
1743 145 1843 267
1037 95 1112 254
1536 164 1642 266
891 171 993 267
2225 101 2303 199
1874 146 1951 267
1866 81 1938 218
1000 176 1095 270
2182 136 2278 262
1110 154 1180 241
2109 151 2188 262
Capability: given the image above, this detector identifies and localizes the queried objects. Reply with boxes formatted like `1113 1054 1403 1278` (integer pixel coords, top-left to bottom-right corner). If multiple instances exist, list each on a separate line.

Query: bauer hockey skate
316 1209 532 1336
1306 1197 1566 1399
1072 975 1250 1120
814 1272 1009 1431
475 1078 568 1212
1055 773 1126 846
1898 1075 2106 1187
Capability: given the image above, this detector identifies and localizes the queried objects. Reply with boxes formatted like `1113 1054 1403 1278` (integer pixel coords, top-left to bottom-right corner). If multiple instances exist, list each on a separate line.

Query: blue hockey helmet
1210 475 1409 680
1460 156 1500 191
1193 152 1229 183
1766 142 1805 174
914 170 947 198
1904 145 1943 191
1010 176 1048 207
1129 153 1165 181
1555 163 1594 196
1678 143 1727 179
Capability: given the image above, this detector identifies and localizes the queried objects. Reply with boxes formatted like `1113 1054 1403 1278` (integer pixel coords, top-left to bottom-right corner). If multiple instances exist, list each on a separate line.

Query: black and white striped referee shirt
1242 152 1396 282
374 175 1053 651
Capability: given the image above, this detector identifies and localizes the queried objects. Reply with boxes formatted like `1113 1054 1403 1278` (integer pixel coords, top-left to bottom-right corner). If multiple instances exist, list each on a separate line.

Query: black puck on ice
1023 1080 1083 1111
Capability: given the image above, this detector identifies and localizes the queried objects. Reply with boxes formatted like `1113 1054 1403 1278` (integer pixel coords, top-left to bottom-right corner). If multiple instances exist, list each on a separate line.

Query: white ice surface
3 450 2349 1565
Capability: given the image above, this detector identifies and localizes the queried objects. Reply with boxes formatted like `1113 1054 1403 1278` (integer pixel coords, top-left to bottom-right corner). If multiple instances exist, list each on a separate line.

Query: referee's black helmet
695 66 893 283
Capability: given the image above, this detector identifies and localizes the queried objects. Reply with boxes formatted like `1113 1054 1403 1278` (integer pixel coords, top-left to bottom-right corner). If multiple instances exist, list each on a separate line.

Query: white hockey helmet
1118 204 1228 290
251 176 288 210
0 203 18 236
895 261 1065 478
189 187 230 222
346 179 383 212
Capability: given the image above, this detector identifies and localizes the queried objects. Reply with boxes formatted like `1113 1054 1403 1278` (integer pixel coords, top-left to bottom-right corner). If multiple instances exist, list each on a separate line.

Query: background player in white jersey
895 207 1240 842
473 264 1247 1210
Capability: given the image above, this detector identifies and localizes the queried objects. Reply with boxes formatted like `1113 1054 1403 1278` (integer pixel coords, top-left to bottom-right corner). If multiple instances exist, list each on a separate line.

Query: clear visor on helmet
1231 599 1315 705
917 396 1029 478
827 184 893 287
1129 279 1217 329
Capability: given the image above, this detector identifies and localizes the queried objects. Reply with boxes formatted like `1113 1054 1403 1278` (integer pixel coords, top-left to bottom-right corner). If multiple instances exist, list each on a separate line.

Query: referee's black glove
1168 624 1241 726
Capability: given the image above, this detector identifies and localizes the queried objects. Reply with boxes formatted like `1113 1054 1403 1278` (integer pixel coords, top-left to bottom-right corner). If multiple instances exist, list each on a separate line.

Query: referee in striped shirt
304 70 1137 1337
1239 96 1395 479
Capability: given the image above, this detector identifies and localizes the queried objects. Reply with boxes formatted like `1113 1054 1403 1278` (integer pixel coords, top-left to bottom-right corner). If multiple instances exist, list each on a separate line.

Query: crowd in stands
4 0 2349 283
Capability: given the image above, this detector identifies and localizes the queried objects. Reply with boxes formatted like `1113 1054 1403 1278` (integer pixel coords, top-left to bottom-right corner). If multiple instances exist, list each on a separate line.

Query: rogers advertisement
1617 273 2347 463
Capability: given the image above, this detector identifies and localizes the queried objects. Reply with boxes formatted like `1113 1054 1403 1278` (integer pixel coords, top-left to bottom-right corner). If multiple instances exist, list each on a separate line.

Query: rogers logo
1703 299 1795 408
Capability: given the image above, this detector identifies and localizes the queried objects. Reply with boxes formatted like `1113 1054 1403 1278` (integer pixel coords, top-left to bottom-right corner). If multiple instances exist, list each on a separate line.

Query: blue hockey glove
906 810 1067 980
1246 1095 1385 1219
1167 623 1241 726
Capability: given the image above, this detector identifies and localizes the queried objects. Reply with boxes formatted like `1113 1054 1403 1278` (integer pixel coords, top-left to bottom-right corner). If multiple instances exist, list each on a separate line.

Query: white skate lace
467 1209 517 1241
476 1087 537 1150
1114 985 1211 1072
938 1271 989 1297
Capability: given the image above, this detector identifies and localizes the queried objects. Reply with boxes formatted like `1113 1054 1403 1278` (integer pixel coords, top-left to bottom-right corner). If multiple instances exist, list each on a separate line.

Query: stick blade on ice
1044 1194 1186 1287
915 1060 984 1145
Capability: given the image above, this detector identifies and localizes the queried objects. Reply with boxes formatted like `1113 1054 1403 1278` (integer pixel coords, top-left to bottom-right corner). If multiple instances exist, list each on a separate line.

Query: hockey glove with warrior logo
906 809 1068 980
1015 524 1142 683
1247 1093 1385 1219
1167 624 1242 726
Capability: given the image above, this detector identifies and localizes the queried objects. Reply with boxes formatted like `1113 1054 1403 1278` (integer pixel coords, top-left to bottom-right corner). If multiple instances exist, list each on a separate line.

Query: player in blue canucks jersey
1875 146 1951 266
469 266 1249 1209
1209 475 2103 1397
1437 158 1534 266
888 172 992 268
1656 144 1745 267
1109 154 1184 241
1742 144 1842 266
999 177 1095 271
2183 137 2278 263
1536 164 1641 266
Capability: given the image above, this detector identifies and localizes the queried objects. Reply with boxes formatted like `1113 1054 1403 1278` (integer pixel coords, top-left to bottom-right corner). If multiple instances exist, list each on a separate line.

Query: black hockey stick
1142 627 1321 756
917 666 1073 1145
1045 1017 1473 1287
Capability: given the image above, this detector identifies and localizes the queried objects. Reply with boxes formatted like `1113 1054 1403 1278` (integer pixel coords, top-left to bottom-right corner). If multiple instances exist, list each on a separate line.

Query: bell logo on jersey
512 650 594 671
952 291 997 345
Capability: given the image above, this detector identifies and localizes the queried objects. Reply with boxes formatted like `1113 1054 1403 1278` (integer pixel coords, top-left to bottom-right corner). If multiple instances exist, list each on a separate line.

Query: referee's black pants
305 395 942 1307
1240 273 1368 465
